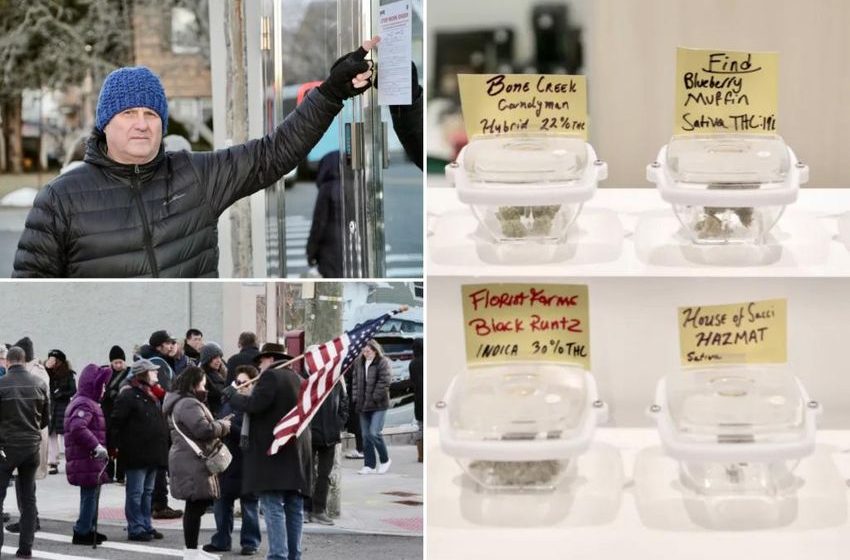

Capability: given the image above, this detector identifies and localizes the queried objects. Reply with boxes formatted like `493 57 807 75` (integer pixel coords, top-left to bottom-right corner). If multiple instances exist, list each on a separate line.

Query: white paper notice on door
377 0 413 105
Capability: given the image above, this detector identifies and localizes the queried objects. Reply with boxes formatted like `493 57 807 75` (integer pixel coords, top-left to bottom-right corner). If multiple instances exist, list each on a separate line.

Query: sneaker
312 512 335 526
148 529 164 539
48 464 59 475
203 544 230 553
152 506 183 519
357 466 376 475
240 547 258 556
6 519 40 533
345 450 364 459
377 459 392 474
128 532 153 542
15 550 32 559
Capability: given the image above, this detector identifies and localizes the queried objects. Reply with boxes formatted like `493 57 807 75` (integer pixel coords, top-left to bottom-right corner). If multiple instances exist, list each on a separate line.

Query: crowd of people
0 327 421 560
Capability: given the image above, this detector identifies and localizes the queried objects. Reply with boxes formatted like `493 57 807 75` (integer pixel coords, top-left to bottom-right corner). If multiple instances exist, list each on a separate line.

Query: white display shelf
427 427 850 560
427 184 850 276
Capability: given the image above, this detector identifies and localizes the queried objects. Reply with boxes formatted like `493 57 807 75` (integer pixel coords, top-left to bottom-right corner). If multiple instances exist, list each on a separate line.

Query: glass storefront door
261 0 423 278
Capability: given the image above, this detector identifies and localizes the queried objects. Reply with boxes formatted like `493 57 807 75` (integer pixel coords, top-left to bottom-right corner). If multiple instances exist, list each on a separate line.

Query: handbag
171 411 233 475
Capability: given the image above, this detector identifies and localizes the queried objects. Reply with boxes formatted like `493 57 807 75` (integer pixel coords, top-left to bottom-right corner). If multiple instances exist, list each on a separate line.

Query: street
1 444 422 559
1 519 421 559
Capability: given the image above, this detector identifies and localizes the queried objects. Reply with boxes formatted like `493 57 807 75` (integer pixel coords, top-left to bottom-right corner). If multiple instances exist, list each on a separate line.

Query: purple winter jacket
63 364 111 487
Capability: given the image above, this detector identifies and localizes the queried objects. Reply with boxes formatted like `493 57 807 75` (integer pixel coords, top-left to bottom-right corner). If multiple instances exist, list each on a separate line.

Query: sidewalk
3 444 422 538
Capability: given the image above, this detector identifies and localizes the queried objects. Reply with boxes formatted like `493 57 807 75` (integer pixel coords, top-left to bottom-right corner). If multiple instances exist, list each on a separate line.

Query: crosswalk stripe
283 218 422 277
21 531 184 557
2 546 96 560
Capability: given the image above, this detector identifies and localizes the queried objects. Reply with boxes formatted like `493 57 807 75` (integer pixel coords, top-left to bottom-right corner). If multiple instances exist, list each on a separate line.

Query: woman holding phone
163 366 232 560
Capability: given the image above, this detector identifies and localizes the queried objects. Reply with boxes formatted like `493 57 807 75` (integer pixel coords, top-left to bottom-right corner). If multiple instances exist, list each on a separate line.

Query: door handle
382 121 390 169
345 122 364 170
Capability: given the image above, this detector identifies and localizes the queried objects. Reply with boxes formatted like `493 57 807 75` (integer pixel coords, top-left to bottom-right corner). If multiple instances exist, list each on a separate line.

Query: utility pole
224 0 253 277
305 282 345 517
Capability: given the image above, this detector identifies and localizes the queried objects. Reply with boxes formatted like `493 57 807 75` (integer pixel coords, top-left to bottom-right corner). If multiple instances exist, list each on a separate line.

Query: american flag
268 308 405 455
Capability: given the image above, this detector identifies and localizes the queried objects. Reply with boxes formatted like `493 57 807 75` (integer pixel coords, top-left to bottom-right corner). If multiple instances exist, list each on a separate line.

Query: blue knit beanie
95 66 168 132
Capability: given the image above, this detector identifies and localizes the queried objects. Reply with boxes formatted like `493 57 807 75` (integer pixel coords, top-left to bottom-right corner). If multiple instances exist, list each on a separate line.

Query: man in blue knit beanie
13 36 380 278
94 66 170 165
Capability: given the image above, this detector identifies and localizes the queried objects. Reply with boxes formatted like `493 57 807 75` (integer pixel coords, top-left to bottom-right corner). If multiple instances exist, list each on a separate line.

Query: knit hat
199 342 223 366
14 337 34 362
109 345 126 362
149 330 176 348
130 358 160 377
96 66 169 132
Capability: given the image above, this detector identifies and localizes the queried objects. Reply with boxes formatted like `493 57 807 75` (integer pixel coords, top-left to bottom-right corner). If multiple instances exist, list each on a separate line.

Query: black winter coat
216 400 254 500
202 364 228 418
225 347 259 384
228 366 311 496
101 366 132 448
109 385 169 469
352 356 392 413
389 84 423 170
48 369 76 435
13 89 343 278
306 152 342 278
309 382 348 447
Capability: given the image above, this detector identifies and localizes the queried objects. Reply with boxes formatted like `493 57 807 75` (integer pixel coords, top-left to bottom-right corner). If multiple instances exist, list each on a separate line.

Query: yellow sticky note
461 283 590 369
458 74 588 140
675 47 778 135
678 298 787 366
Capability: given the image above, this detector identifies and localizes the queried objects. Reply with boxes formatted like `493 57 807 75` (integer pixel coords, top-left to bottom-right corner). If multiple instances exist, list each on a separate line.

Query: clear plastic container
437 363 606 492
447 135 607 243
647 134 808 245
650 366 820 497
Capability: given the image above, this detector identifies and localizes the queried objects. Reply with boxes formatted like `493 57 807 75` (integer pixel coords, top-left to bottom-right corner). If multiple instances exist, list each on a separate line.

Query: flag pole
235 305 410 389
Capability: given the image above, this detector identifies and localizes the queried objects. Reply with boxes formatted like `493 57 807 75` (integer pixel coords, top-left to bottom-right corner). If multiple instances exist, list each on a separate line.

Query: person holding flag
223 357 311 560
222 306 409 559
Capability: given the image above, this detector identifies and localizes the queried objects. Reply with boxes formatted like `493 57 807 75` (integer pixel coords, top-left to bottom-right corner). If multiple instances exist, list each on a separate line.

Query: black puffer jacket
351 356 392 413
109 385 169 469
13 89 343 278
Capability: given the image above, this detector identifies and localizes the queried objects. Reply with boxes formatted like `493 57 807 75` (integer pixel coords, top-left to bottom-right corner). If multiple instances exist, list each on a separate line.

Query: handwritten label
678 298 787 365
458 74 588 140
462 283 590 369
675 47 778 135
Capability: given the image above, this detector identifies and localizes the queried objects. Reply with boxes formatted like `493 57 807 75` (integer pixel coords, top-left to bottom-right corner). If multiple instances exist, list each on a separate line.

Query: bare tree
0 0 133 172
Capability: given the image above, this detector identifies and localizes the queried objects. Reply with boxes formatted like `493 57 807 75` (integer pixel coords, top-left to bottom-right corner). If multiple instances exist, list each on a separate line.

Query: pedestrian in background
199 342 228 418
164 366 231 560
183 329 204 366
64 364 111 545
46 349 76 475
0 346 50 559
352 340 392 475
225 332 260 383
110 359 169 542
203 365 261 556
5 337 50 534
305 375 348 525
103 345 131 484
